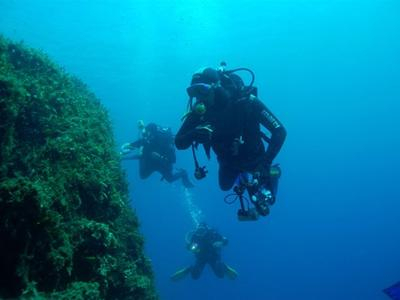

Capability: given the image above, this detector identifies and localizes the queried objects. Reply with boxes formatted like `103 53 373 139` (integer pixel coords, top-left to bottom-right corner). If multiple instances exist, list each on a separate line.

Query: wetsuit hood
191 67 220 85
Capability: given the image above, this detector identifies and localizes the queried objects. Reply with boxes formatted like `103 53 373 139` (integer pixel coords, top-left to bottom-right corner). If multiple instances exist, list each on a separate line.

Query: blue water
2 1 400 299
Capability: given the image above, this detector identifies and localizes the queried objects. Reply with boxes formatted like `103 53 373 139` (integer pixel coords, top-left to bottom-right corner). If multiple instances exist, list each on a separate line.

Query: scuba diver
175 63 286 220
170 223 238 281
121 121 194 188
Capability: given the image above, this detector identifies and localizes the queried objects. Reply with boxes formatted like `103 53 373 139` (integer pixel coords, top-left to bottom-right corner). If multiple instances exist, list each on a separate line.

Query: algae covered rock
0 35 157 299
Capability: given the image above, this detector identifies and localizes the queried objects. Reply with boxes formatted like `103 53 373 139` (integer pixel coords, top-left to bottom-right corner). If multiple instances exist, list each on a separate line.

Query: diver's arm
212 231 228 245
217 234 228 246
129 139 144 148
212 235 228 249
120 140 143 159
175 114 203 149
254 98 287 164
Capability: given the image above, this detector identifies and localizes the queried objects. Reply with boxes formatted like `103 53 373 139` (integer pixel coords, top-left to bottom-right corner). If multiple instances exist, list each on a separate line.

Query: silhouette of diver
171 223 238 281
121 121 194 188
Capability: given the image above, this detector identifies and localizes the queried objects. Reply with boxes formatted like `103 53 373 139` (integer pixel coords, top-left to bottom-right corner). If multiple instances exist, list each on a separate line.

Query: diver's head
137 119 146 134
191 67 220 85
196 222 210 235
198 221 209 229
143 123 157 140
187 67 221 115
187 83 216 113
145 123 157 132
137 120 145 130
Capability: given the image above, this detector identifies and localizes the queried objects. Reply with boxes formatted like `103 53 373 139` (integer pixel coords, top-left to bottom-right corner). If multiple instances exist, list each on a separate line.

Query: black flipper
384 281 400 300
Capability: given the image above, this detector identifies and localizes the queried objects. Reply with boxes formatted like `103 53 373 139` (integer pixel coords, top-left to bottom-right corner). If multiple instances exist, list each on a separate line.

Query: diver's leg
139 159 154 179
162 166 194 188
209 259 226 278
218 163 239 191
190 259 206 280
160 164 179 182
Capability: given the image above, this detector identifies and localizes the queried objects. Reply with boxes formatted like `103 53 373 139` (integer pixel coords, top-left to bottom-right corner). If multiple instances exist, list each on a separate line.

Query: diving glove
120 142 132 155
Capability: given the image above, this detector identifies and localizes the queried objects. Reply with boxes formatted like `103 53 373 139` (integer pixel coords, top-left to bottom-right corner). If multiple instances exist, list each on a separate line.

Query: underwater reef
0 35 157 299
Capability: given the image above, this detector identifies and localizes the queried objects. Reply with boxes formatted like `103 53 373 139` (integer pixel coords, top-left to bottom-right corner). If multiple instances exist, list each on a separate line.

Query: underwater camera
194 165 208 180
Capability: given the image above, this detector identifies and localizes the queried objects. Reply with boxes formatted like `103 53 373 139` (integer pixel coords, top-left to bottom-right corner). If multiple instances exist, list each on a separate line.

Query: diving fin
225 264 238 280
170 267 191 282
384 281 400 299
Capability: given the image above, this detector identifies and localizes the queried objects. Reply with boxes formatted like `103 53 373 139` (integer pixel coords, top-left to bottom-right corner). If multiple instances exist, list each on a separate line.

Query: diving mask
186 83 214 98
187 83 215 115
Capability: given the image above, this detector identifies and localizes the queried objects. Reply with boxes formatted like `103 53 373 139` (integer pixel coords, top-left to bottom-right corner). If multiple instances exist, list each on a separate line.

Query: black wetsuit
188 229 228 279
175 94 286 190
130 126 193 187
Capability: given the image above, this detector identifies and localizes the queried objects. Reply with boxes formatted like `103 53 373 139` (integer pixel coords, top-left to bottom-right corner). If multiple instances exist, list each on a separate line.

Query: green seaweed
0 35 157 299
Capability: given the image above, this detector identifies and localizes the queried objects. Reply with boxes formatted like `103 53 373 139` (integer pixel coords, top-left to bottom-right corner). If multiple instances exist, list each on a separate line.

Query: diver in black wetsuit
170 223 237 281
121 121 194 188
175 65 286 216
